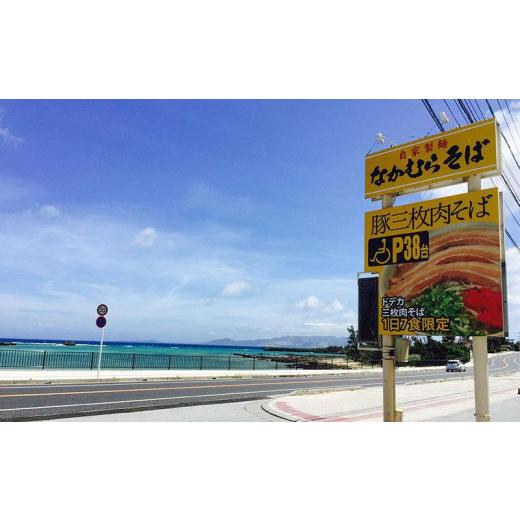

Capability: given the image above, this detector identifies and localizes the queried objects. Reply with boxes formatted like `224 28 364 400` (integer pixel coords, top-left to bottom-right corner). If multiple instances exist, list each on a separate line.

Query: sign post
468 175 490 422
381 194 397 422
95 305 108 380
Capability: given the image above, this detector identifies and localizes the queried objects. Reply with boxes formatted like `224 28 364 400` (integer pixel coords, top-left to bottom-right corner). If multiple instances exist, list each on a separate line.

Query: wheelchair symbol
369 238 391 265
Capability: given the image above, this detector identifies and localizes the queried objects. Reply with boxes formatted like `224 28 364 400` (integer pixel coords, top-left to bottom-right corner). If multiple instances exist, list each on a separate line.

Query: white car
446 359 466 372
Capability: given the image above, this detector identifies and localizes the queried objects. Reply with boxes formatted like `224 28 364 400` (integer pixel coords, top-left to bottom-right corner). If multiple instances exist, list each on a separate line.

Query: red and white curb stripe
269 386 515 422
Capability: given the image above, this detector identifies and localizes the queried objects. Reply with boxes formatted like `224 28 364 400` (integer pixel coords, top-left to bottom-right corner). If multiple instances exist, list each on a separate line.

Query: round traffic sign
97 304 108 316
96 316 107 328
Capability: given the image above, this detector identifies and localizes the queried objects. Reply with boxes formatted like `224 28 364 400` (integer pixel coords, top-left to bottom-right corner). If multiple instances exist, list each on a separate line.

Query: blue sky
1 100 519 342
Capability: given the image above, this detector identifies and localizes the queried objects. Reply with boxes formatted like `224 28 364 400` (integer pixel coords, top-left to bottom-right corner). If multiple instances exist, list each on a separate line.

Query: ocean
0 338 317 358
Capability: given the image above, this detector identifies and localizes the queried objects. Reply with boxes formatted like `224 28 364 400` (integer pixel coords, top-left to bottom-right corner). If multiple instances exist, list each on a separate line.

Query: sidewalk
264 371 520 422
0 363 454 384
54 399 276 422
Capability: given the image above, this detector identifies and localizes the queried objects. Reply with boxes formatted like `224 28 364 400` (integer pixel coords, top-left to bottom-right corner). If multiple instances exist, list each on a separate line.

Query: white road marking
0 377 356 391
0 386 341 413
0 369 472 392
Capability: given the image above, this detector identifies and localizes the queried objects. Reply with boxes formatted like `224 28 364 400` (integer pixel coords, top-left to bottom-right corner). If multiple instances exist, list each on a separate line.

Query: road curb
290 386 364 396
260 386 363 421
260 402 297 422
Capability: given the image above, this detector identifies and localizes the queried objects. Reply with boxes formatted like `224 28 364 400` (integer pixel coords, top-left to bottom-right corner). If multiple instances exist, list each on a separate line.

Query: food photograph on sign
365 188 505 336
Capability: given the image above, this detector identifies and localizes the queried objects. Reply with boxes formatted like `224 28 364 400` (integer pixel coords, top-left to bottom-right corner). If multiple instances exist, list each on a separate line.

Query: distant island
204 335 346 348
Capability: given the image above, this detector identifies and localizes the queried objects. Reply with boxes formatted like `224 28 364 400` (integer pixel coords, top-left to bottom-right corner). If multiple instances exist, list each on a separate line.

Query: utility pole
468 174 490 422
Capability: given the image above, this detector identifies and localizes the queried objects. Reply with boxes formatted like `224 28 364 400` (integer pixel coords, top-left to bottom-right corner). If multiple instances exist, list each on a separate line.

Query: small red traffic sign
97 304 108 316
96 316 107 328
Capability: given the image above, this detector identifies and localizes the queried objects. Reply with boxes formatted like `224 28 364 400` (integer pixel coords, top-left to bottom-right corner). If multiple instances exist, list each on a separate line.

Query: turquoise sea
0 338 339 371
0 338 318 358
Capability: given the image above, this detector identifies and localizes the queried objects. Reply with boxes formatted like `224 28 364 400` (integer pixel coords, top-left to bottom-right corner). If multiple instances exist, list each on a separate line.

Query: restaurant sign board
365 118 500 199
364 187 504 336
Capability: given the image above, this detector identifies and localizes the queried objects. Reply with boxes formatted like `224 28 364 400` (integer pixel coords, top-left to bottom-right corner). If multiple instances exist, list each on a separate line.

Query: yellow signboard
364 188 504 336
365 118 500 199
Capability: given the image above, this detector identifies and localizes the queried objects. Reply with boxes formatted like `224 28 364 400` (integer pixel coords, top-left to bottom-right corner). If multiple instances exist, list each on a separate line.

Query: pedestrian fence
0 348 453 371
0 349 306 371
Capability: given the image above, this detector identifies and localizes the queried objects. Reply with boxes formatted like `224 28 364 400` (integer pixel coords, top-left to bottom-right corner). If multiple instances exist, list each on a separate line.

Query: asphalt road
1 352 519 421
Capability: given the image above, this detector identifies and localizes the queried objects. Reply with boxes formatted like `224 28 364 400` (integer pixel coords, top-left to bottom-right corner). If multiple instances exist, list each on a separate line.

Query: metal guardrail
0 349 455 371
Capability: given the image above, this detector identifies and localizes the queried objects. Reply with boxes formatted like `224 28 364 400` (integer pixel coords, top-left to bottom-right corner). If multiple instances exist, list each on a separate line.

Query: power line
456 99 477 128
456 99 472 125
473 99 486 119
457 100 520 250
453 99 469 127
459 100 520 205
421 99 520 254
473 100 519 190
496 99 520 159
423 99 520 213
455 101 512 197
505 228 520 253
485 99 520 176
475 99 488 119
504 198 520 231
488 179 520 255
495 167 520 218
421 99 444 132
443 99 461 127
466 99 480 122
504 100 520 147
501 155 520 196
457 99 474 124
490 177 520 234
493 158 520 209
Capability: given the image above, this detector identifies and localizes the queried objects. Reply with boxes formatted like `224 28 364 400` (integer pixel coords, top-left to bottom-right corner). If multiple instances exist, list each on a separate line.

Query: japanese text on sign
369 193 494 238
365 118 499 198
368 231 429 267
381 297 450 333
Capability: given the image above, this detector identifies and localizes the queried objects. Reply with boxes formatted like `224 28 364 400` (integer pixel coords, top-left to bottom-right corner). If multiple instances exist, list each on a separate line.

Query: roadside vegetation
344 325 519 367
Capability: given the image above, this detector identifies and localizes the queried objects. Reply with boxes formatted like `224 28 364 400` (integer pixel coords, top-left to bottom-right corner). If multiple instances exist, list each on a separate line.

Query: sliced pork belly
385 261 501 299
390 244 500 283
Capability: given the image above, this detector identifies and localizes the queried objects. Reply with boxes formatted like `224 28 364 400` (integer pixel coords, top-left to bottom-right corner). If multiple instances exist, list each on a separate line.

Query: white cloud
303 318 353 333
296 296 345 313
503 246 520 338
296 295 321 310
303 321 344 333
132 227 158 247
302 307 356 335
0 109 23 146
39 205 62 218
0 203 360 342
221 280 250 296
328 299 344 312
506 247 520 306
420 178 495 201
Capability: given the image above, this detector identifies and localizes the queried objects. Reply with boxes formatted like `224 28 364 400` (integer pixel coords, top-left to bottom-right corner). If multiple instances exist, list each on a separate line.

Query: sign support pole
97 326 105 381
468 174 490 422
382 194 397 422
